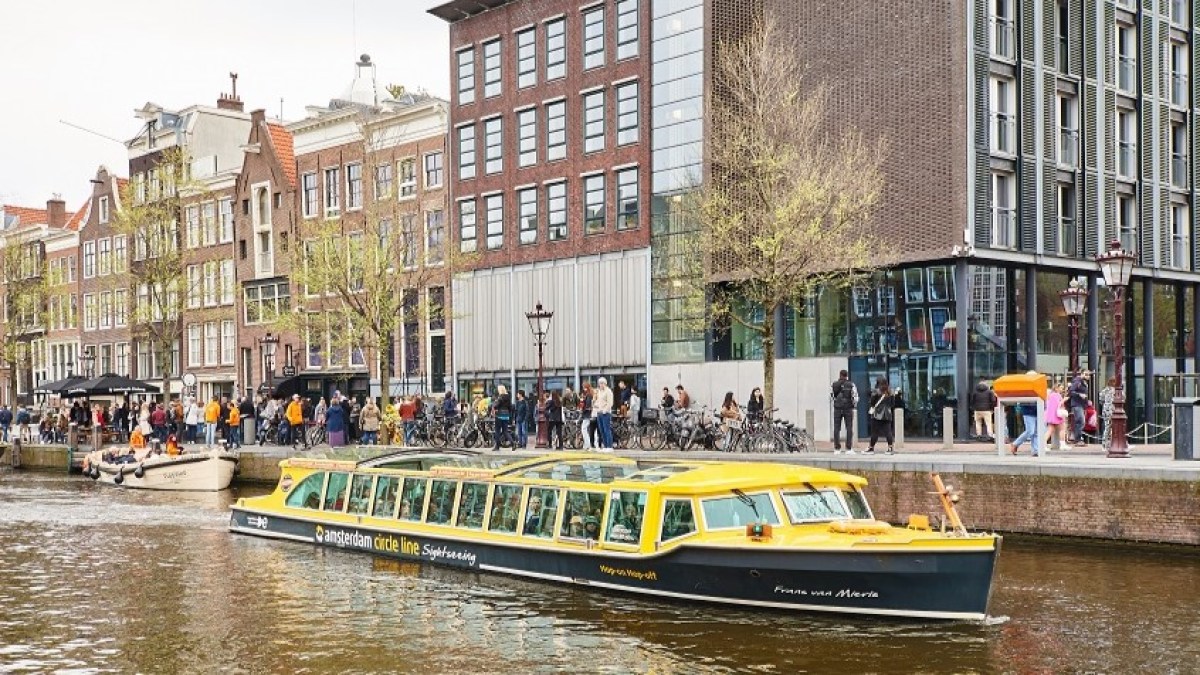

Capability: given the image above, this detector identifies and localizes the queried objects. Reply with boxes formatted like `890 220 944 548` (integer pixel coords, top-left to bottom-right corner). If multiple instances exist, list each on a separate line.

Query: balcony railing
991 18 1015 60
1059 128 1079 167
1119 227 1137 252
1058 217 1077 257
1117 56 1137 93
1172 154 1188 189
992 207 1017 249
991 112 1017 155
1117 141 1137 179
1172 237 1187 269
1171 72 1188 107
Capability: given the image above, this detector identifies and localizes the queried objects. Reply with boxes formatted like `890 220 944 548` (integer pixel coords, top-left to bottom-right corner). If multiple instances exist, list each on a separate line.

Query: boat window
626 465 698 483
561 490 605 541
284 472 326 509
700 493 780 530
605 490 646 545
372 476 399 518
347 475 375 515
426 479 458 525
488 484 523 533
781 489 849 523
523 487 559 538
520 461 639 483
323 472 350 512
455 482 488 529
843 488 873 520
660 498 697 541
399 477 427 521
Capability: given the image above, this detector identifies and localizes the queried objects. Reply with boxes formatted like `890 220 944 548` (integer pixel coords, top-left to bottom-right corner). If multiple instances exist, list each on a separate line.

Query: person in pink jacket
1044 383 1067 448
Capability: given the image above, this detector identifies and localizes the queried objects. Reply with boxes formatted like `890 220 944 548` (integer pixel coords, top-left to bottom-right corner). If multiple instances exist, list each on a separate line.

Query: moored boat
229 451 1000 620
84 446 239 491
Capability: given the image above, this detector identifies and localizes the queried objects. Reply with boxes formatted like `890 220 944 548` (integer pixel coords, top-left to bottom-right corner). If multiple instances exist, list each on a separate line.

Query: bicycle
306 422 327 448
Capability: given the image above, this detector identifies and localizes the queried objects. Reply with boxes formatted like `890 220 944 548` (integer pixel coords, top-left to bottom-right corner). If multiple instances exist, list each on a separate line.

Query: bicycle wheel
429 424 449 448
638 422 667 451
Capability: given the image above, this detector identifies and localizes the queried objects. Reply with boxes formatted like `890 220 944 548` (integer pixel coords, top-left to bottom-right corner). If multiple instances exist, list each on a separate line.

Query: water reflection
1 472 1197 674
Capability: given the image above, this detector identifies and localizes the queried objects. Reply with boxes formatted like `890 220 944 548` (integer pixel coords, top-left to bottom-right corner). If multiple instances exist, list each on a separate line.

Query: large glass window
424 152 444 188
617 81 639 146
457 47 475 105
583 90 606 153
285 472 326 509
483 39 502 98
561 490 605 540
399 477 427 521
518 187 537 245
399 158 417 197
485 193 504 249
518 108 537 167
660 498 696 541
373 476 399 518
700 492 780 529
617 0 639 60
323 167 340 216
346 163 363 210
302 173 317 217
484 117 503 175
781 489 849 522
457 125 476 181
346 474 374 515
425 479 458 524
517 27 536 88
584 174 606 234
547 181 567 241
488 485 523 533
583 7 605 69
605 490 646 544
546 100 566 161
546 17 565 80
455 482 488 529
323 472 350 511
458 198 477 253
616 167 638 230
524 487 559 538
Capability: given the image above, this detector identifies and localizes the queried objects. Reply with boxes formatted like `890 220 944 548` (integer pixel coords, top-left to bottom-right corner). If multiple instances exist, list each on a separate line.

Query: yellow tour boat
229 450 1000 620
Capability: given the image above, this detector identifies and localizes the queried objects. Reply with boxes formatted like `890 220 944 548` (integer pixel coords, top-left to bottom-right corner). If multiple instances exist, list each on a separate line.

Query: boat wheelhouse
230 450 1000 620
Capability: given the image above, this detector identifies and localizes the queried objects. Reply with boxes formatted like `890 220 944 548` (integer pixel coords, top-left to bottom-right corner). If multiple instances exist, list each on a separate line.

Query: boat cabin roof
282 450 866 493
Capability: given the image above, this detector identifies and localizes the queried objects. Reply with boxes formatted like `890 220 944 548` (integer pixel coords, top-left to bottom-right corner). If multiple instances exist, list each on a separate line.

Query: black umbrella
65 373 162 397
33 375 88 396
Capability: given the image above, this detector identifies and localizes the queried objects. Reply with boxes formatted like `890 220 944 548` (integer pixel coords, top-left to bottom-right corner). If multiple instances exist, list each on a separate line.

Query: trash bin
1171 398 1200 460
242 418 256 445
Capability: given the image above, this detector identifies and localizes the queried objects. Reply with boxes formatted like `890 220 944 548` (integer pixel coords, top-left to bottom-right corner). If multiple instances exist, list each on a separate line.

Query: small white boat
83 447 239 491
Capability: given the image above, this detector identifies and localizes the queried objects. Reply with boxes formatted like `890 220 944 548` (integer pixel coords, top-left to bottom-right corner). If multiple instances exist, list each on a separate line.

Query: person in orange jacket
227 401 242 449
286 394 305 448
203 396 221 446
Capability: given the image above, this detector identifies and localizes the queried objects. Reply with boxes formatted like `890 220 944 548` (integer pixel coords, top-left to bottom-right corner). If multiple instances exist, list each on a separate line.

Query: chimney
218 71 244 112
47 195 67 228
250 108 266 125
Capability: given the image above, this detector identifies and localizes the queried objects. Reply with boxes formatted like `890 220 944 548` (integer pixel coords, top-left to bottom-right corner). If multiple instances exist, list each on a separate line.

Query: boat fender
114 467 124 485
828 520 892 535
134 465 145 479
90 466 100 480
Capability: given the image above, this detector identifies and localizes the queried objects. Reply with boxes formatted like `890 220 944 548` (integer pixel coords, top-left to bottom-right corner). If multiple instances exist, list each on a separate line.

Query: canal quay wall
5 442 1198 546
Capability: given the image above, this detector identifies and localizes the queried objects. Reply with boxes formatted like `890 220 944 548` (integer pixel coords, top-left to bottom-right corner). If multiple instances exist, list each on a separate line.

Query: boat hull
95 451 238 491
229 507 998 620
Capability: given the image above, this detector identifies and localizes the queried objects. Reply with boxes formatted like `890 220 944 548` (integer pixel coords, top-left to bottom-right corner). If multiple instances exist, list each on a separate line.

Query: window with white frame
1058 94 1078 167
205 321 219 366
584 174 606 235
485 193 504 250
401 216 418 269
99 291 112 329
83 293 97 330
425 152 444 188
1171 204 1189 269
1116 24 1136 93
548 181 567 241
188 324 202 367
991 171 1016 249
583 6 605 69
1117 109 1137 179
426 209 445 264
115 342 128 376
221 260 234 305
324 167 340 216
98 238 112 276
302 172 318 217
584 90 605 153
459 198 478 253
185 205 201 248
204 261 217 307
114 289 127 327
1171 122 1187 189
257 230 274 276
244 282 290 325
202 201 217 246
187 264 201 308
1170 42 1188 107
375 163 394 199
483 39 502 98
457 47 476 105
458 125 477 180
617 0 638 59
990 76 1016 155
99 196 110 224
1057 183 1076 257
347 163 363 210
517 27 536 88
1117 194 1137 251
518 109 537 167
83 241 96 278
991 0 1014 59
399 158 417 197
617 81 639 145
546 17 566 80
219 197 234 242
98 344 112 376
546 100 567 161
616 167 639 230
222 320 236 365
484 117 503 174
518 187 537 245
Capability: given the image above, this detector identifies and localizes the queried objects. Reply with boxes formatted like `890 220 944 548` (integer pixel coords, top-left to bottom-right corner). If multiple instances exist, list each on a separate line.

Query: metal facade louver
1085 171 1101 255
1194 0 1200 271
1083 0 1097 79
974 0 992 248
1138 11 1156 267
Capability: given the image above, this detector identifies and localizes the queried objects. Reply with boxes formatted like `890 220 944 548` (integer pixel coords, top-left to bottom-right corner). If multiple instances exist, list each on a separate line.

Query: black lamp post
66 360 75 378
1096 240 1136 459
79 349 96 379
259 332 280 395
1059 278 1088 376
526 302 554 448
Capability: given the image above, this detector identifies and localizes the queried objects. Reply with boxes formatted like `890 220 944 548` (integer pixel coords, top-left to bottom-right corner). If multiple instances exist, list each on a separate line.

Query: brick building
42 203 85 386
430 0 651 399
75 167 131 384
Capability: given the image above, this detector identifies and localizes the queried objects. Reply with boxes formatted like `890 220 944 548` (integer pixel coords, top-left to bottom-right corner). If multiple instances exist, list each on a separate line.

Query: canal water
1 472 1196 675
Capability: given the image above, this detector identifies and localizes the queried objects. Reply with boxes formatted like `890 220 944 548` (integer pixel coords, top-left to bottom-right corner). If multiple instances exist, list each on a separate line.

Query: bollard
804 409 815 439
893 408 905 451
11 438 21 469
942 407 954 449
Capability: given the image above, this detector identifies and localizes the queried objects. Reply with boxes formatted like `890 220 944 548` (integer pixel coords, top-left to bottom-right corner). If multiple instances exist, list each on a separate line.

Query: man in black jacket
514 390 529 449
969 379 998 441
830 370 859 452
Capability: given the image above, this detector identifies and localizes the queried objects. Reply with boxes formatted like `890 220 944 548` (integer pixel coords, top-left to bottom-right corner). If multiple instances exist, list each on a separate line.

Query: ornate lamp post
1096 240 1136 459
79 348 96 379
258 332 280 395
1059 278 1088 376
525 302 554 448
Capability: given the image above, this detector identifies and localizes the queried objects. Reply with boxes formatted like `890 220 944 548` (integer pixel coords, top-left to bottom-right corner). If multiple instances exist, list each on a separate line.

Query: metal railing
1058 128 1079 167
991 112 1016 155
992 208 1017 249
990 18 1015 60
1117 141 1137 179
1171 72 1188 107
1171 154 1188 189
1117 56 1137 93
1058 217 1077 257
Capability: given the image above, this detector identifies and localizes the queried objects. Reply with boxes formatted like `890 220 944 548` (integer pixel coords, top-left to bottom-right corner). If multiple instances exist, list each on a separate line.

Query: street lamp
1096 240 1136 459
1059 278 1089 376
525 302 554 448
259 332 280 394
79 349 96 379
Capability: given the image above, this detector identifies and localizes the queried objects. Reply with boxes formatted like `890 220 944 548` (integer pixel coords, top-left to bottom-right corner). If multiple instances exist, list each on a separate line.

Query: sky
0 0 451 211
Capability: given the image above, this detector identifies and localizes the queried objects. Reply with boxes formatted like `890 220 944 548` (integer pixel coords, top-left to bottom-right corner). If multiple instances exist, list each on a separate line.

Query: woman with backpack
866 377 896 455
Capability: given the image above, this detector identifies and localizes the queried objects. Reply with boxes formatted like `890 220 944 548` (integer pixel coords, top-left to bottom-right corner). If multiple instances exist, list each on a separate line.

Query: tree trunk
762 306 776 413
378 337 392 410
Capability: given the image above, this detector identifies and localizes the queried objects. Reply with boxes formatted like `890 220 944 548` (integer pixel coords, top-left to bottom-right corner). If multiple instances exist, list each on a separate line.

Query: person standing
514 390 529 449
285 394 304 447
226 401 242 449
547 391 564 450
360 399 380 445
562 386 580 412
830 370 859 453
0 405 11 443
203 397 221 446
349 397 362 444
746 388 765 422
492 385 514 450
866 377 896 455
1044 383 1067 449
326 395 347 447
594 378 614 451
628 388 642 424
183 397 200 443
1067 374 1089 445
969 379 998 441
719 392 742 451
580 383 595 450
660 387 675 418
399 396 417 446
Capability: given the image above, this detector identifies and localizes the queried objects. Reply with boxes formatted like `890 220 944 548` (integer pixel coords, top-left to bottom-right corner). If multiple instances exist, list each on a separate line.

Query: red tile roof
65 198 90 231
3 205 49 227
265 122 297 189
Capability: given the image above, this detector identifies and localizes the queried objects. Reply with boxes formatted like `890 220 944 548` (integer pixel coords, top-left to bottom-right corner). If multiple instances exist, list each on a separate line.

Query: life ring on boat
828 520 892 535
134 464 145 479
113 467 125 485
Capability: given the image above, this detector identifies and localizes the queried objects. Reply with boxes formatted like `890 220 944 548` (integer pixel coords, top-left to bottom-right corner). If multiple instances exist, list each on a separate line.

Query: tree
0 239 49 405
685 17 889 410
282 111 458 410
111 147 204 395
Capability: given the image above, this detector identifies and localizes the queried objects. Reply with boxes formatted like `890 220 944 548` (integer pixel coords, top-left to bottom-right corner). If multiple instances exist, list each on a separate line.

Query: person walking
1067 374 1089 445
360 399 380 445
547 391 564 450
866 377 896 455
594 378 614 451
492 385 514 450
970 379 998 441
1044 383 1067 449
1098 377 1116 452
1009 402 1042 456
830 369 859 453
